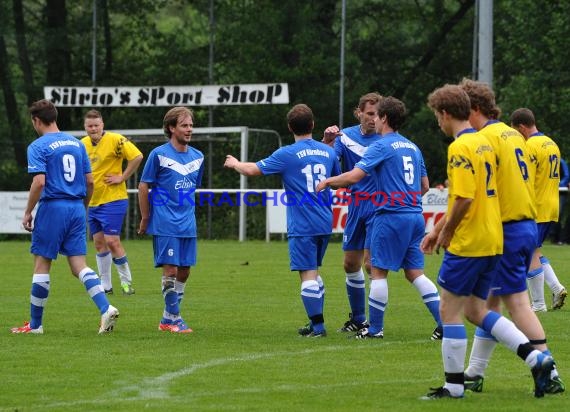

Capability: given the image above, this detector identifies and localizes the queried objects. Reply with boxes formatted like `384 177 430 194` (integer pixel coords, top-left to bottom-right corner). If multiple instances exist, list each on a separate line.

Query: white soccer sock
527 268 545 308
96 251 112 290
113 255 132 284
465 334 497 377
543 261 564 294
175 280 186 303
489 316 529 353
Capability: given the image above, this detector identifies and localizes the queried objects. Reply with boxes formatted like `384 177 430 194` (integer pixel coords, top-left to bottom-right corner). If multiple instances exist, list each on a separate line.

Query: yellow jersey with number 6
478 121 536 222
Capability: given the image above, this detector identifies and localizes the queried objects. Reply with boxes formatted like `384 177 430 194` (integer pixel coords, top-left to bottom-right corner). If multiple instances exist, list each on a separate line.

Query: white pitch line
11 340 430 410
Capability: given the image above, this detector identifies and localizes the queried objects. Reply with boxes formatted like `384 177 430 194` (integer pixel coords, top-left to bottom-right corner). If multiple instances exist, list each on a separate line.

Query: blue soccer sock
412 274 441 326
79 268 109 314
346 269 366 323
368 279 387 334
29 274 50 329
162 275 180 317
317 275 325 314
301 280 325 333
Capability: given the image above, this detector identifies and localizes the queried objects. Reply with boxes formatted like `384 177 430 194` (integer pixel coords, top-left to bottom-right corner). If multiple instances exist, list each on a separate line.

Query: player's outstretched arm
224 155 262 176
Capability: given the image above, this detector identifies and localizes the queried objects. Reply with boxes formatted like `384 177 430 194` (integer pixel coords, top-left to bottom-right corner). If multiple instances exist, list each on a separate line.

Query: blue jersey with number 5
257 138 340 236
355 132 426 213
27 132 91 200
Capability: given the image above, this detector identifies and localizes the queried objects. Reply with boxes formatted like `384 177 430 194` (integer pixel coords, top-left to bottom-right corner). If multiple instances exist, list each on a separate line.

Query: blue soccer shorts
438 251 501 299
288 235 330 271
342 202 375 251
88 199 128 236
370 212 425 271
31 199 87 260
152 236 197 268
490 219 537 296
536 221 553 248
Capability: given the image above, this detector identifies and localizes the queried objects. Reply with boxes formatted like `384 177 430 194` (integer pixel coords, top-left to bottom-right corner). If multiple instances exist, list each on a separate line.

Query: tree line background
1 0 569 238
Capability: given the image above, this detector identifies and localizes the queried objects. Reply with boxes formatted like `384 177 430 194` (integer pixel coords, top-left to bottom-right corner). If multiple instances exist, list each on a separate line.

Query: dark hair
427 84 471 120
353 92 382 119
84 109 103 120
378 97 407 131
29 99 58 125
287 104 314 135
510 108 536 127
459 78 501 119
163 107 194 138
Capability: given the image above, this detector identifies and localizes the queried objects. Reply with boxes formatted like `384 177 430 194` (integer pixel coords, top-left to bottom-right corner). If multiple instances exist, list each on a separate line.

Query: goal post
66 127 281 241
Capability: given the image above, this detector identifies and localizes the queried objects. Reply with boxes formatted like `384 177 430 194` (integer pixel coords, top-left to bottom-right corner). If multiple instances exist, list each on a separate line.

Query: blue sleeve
331 155 341 177
355 141 383 174
560 158 569 186
196 158 205 188
333 138 343 160
27 143 46 174
81 144 92 174
140 150 159 185
256 148 286 176
420 153 427 177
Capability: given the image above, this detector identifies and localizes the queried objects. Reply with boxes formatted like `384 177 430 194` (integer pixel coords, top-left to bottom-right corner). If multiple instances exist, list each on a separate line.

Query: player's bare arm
316 168 366 192
22 174 45 232
322 125 342 144
436 197 472 251
224 155 262 176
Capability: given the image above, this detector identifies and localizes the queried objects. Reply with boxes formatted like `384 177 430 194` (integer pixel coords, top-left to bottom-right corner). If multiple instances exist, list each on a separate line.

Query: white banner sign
43 83 289 107
267 188 448 234
0 192 36 234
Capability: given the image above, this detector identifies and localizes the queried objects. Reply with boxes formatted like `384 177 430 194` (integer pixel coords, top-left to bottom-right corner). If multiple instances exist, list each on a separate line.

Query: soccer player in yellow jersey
458 80 564 395
511 108 567 311
82 110 143 295
421 84 553 399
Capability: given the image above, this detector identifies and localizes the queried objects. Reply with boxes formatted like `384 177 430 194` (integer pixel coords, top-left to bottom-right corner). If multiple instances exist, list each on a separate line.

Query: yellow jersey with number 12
526 132 560 222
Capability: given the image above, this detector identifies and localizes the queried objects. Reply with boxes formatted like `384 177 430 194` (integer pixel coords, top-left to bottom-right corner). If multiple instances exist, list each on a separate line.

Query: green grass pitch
1 240 568 411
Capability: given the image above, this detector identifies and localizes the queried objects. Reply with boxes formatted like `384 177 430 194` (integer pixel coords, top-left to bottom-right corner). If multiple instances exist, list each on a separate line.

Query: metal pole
339 0 346 128
472 0 479 79
239 128 248 241
477 0 493 85
207 0 215 238
92 0 97 85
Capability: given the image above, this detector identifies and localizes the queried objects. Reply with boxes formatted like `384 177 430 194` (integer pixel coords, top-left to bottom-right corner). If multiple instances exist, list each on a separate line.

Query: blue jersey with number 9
27 132 91 200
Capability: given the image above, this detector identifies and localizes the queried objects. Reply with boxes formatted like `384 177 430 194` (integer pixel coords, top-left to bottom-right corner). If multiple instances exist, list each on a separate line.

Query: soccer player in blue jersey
224 103 340 337
138 107 204 334
457 80 563 395
317 96 442 340
422 84 554 399
11 99 119 335
320 92 381 333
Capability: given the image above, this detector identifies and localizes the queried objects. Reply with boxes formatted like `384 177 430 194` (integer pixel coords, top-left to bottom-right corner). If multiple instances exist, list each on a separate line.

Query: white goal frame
67 127 281 241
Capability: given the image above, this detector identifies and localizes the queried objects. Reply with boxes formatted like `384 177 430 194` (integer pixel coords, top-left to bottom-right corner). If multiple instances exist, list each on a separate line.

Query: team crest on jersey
449 155 473 172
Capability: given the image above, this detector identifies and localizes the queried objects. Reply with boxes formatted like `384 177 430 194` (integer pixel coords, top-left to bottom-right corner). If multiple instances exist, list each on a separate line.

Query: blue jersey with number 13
257 138 341 236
